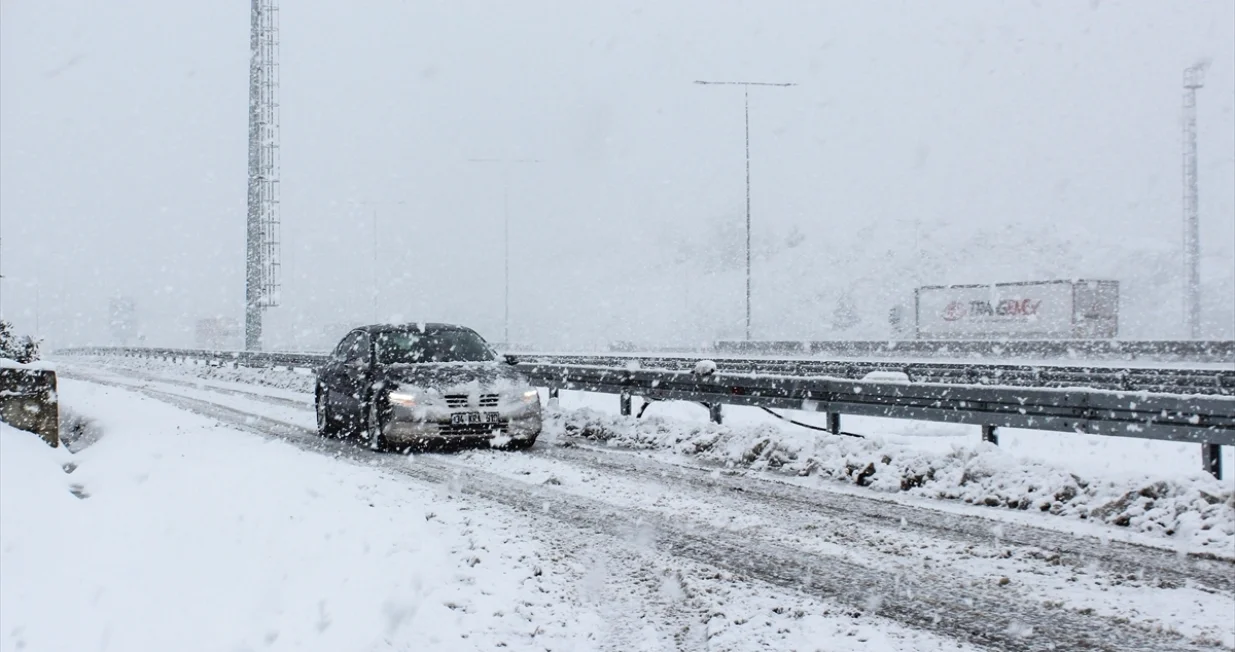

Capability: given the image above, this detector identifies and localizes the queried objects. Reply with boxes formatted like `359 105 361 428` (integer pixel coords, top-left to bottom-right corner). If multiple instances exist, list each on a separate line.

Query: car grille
439 423 507 436
444 393 500 408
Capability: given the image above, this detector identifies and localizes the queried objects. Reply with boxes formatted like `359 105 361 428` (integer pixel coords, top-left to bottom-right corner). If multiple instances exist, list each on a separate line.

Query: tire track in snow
528 442 1235 593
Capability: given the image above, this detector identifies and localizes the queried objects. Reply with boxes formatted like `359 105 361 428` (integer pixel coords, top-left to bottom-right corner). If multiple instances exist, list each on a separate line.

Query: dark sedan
315 323 542 451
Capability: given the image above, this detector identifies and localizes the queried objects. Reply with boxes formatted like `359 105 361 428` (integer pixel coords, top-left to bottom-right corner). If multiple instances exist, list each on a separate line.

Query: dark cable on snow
759 407 865 438
640 397 862 438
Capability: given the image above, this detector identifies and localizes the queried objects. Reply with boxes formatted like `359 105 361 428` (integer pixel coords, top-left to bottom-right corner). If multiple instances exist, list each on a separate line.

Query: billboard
915 280 1118 339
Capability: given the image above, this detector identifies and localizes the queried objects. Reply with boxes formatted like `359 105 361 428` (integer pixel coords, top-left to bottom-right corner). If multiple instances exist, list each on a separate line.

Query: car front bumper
382 403 542 445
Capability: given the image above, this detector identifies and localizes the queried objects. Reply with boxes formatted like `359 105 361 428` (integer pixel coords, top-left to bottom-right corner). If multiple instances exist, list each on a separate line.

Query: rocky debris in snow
58 408 104 452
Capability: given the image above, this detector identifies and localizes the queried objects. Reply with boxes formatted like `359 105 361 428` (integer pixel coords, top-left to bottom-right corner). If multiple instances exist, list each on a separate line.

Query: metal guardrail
59 347 328 369
527 361 1235 479
57 346 1233 479
711 339 1235 362
65 346 1235 395
520 363 1235 441
522 354 1235 397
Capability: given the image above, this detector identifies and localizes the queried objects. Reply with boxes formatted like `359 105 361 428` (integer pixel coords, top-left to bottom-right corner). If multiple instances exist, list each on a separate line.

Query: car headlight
521 389 540 403
388 391 419 407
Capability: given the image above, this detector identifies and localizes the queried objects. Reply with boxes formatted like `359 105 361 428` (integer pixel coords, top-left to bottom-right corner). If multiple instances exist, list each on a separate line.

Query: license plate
450 411 500 426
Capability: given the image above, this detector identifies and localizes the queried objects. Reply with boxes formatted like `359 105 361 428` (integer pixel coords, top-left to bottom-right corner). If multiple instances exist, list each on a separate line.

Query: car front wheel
366 397 391 452
316 385 340 438
505 436 537 451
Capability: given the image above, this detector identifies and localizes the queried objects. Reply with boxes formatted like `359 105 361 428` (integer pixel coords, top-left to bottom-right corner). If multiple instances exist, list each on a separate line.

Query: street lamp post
468 158 541 346
0 237 5 318
1182 62 1208 339
356 199 406 323
694 79 796 341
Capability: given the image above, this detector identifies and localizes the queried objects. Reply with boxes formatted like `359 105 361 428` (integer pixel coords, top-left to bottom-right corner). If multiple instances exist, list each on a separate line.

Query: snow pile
186 362 316 392
1 381 598 651
0 358 55 371
0 420 78 505
547 408 1235 552
691 359 717 377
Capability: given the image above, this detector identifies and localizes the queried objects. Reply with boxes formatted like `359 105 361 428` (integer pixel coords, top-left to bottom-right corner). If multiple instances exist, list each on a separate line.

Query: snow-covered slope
0 389 600 652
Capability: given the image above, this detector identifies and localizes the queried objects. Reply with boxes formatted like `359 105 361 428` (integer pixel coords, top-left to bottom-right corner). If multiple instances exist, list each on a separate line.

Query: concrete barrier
0 362 59 447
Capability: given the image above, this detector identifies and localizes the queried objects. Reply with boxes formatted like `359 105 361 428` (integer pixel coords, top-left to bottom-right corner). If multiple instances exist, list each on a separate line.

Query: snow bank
173 359 318 392
0 357 55 371
0 420 77 505
1 381 598 651
547 408 1235 552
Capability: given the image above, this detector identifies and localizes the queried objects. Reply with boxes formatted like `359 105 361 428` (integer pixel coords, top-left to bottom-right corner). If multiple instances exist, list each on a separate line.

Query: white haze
1 1 1233 350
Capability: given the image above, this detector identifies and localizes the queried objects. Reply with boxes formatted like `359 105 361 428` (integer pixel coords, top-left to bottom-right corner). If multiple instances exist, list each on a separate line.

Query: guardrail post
709 403 723 424
827 413 841 434
1202 443 1222 480
982 425 999 445
619 392 632 416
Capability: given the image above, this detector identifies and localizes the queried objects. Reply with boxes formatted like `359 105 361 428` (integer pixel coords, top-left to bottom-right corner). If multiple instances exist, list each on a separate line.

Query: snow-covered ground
14 355 1232 650
542 402 1235 550
61 355 1235 478
57 355 1235 550
3 384 599 652
4 378 1012 652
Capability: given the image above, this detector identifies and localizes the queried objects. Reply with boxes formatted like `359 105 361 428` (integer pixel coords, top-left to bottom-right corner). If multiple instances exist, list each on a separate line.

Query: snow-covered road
7 358 1232 651
6 378 978 652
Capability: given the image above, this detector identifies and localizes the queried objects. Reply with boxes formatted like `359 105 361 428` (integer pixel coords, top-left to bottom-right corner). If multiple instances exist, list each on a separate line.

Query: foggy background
2 0 1233 351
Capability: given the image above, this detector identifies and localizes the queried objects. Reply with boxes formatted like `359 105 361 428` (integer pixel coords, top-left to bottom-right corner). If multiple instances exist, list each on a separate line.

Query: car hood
377 362 529 392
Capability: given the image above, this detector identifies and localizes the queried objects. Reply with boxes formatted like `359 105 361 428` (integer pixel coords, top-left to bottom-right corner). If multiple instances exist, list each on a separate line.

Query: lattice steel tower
1181 61 1207 340
245 0 281 350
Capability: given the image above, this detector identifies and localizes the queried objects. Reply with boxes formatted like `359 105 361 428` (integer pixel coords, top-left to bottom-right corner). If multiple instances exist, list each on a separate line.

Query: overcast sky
2 0 1233 349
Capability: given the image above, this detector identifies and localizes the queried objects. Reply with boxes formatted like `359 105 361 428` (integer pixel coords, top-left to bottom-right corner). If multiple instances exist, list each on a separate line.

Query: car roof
353 323 477 336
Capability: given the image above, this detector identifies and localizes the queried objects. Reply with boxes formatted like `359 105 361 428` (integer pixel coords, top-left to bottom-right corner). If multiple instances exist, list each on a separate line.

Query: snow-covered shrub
0 320 40 364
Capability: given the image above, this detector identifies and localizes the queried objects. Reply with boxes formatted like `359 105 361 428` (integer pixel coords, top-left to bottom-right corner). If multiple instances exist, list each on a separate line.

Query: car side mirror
504 354 520 366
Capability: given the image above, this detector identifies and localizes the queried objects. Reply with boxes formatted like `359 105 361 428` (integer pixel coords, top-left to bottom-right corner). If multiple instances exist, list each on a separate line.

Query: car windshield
373 330 496 365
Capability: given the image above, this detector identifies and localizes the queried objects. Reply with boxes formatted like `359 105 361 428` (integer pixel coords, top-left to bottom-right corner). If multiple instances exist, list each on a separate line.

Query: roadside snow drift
548 408 1235 553
0 385 600 652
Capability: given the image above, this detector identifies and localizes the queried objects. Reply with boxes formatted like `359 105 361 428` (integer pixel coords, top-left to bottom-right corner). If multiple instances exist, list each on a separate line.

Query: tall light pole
0 236 6 319
244 0 281 351
468 158 541 346
356 199 406 323
694 79 796 340
1182 61 1208 339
